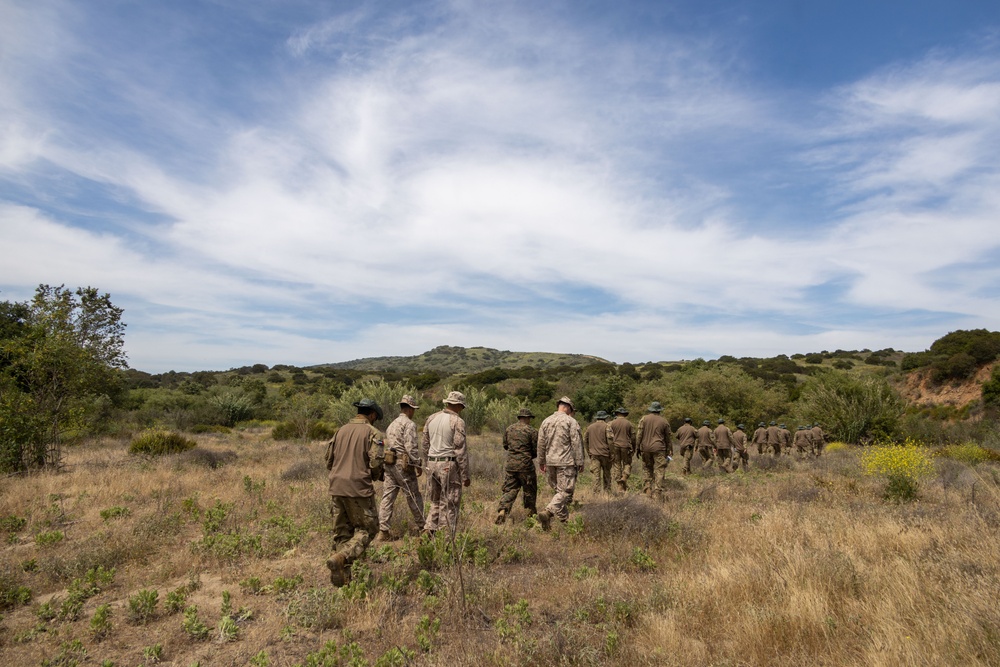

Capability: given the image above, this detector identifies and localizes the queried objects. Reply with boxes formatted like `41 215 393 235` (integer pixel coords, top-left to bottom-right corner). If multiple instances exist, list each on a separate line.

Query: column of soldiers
324 391 825 586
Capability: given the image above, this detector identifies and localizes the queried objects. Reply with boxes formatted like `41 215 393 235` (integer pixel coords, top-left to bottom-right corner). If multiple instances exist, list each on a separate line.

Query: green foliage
59 566 115 621
1 285 127 472
100 506 131 521
495 600 531 641
209 389 258 426
374 647 416 667
902 329 1000 382
249 651 271 667
142 643 163 663
416 614 442 651
164 586 188 614
128 430 196 456
629 546 657 571
293 639 367 667
284 587 342 630
35 529 64 547
934 443 1000 466
797 372 903 443
218 613 239 642
982 365 1000 410
182 605 210 640
0 570 32 610
861 440 934 502
127 588 159 625
90 603 113 641
0 514 27 533
40 639 87 667
574 374 630 419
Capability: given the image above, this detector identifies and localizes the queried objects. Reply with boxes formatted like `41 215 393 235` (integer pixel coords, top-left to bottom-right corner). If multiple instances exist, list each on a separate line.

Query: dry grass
1 433 999 666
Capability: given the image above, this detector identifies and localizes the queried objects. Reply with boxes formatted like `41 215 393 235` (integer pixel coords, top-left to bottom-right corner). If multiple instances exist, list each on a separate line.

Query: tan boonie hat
443 390 466 406
399 395 420 409
557 396 575 410
517 407 535 418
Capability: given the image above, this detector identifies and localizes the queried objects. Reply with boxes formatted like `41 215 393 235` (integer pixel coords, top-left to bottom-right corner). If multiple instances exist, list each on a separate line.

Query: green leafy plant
40 639 87 667
90 603 113 641
182 605 210 640
495 600 532 641
100 506 131 521
35 530 65 547
629 547 657 571
416 614 441 651
141 643 163 663
128 430 196 456
127 588 158 624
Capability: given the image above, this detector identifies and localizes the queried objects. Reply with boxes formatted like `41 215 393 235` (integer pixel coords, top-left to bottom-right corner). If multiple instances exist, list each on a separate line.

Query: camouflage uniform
607 411 635 492
496 419 538 520
810 424 826 456
421 403 469 534
766 422 783 457
676 420 697 474
636 405 672 500
713 421 734 472
325 413 384 582
793 427 813 459
379 408 424 534
584 413 613 494
696 422 715 468
538 399 584 524
752 423 768 455
732 425 749 471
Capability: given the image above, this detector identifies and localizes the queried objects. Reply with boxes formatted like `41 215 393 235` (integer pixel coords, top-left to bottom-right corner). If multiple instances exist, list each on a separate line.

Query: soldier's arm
571 423 584 468
530 428 538 460
502 426 510 451
635 418 645 448
453 415 470 485
420 417 431 462
405 420 420 464
606 422 614 445
324 436 336 470
537 423 549 470
582 427 591 459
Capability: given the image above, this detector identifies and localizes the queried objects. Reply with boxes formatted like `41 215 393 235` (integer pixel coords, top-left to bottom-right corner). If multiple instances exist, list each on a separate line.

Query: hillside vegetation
320 345 612 374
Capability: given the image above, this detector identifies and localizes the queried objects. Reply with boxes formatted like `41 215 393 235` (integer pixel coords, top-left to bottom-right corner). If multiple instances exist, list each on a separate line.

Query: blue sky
2 0 1000 372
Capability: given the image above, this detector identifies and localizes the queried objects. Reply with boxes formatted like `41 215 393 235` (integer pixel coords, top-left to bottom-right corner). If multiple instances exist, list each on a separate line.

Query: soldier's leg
423 462 444 533
641 453 654 495
498 470 521 515
330 496 353 549
682 445 693 474
589 457 603 494
522 470 538 515
337 496 379 564
599 456 613 492
545 466 578 522
610 449 625 492
718 449 731 472
440 462 464 534
378 463 404 532
622 450 633 489
399 466 425 526
653 452 668 499
773 443 781 458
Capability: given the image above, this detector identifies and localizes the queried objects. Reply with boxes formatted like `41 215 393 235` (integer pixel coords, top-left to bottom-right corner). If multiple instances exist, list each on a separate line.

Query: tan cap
557 396 575 410
443 390 466 406
399 395 420 409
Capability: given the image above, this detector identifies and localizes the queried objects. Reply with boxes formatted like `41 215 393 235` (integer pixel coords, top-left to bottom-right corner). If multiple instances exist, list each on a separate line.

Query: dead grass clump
180 447 237 469
39 535 134 584
753 455 792 472
580 496 676 543
777 486 822 503
280 461 324 482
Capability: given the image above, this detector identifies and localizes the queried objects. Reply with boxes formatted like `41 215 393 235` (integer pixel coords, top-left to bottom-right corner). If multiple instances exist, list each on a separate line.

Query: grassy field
2 431 999 666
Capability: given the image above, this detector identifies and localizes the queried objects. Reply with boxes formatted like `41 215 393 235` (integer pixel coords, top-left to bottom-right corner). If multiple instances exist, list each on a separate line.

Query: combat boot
494 509 507 525
537 510 553 532
374 530 392 543
326 553 349 587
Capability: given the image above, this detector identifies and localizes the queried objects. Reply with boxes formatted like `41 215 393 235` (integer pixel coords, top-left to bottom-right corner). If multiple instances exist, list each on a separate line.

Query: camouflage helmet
517 407 535 419
684 417 693 423
648 401 663 413
758 422 766 427
594 410 610 420
736 423 745 430
702 420 711 425
352 398 384 421
614 407 629 415
717 418 725 424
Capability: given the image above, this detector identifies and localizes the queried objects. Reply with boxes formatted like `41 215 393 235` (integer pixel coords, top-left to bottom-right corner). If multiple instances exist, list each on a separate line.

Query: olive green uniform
713 423 734 472
752 425 768 455
637 413 672 499
607 416 635 492
497 421 539 517
584 419 613 494
810 426 826 456
696 425 715 468
325 416 384 569
676 423 697 474
766 425 783 457
732 428 749 471
793 428 813 459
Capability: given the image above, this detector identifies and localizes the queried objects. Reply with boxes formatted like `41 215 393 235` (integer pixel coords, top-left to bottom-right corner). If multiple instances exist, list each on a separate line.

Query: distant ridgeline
314 345 611 374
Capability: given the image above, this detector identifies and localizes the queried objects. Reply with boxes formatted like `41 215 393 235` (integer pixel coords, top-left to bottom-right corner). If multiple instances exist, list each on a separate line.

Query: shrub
306 421 336 440
100 506 131 521
270 422 300 441
127 588 158 624
280 461 322 481
579 496 677 543
934 443 1000 466
180 447 237 469
128 430 196 456
90 603 113 641
0 569 32 610
797 373 903 443
824 442 850 454
861 440 934 502
182 605 210 640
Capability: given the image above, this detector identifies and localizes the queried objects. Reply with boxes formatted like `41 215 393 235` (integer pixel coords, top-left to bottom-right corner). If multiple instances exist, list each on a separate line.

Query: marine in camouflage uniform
732 424 749 471
377 395 424 540
676 417 697 474
793 426 813 459
752 422 768 456
607 408 635 493
766 421 783 457
584 411 613 494
696 420 715 469
636 402 672 500
324 399 385 587
779 424 792 456
713 419 734 472
421 391 470 536
537 396 584 529
495 407 539 525
810 423 826 456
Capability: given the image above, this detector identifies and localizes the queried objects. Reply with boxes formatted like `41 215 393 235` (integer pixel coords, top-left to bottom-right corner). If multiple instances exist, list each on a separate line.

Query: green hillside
317 345 611 374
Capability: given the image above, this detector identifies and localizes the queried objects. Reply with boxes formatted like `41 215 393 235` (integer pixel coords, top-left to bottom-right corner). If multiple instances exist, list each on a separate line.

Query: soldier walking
676 417 697 474
607 407 635 493
810 423 826 456
495 407 539 525
637 402 672 500
377 395 425 541
713 419 734 472
766 421 783 457
696 420 715 469
584 410 613 495
537 397 584 530
421 391 470 536
793 426 812 459
752 422 768 456
732 423 749 471
779 423 792 456
324 399 385 587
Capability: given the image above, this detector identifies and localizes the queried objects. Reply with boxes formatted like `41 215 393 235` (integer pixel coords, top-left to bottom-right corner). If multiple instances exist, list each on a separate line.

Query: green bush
128 430 196 456
934 443 1000 466
127 588 158 624
797 372 903 443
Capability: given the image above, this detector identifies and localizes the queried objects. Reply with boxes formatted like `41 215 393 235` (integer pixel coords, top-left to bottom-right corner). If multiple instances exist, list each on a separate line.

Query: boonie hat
594 410 610 420
352 398 384 421
444 391 466 406
399 395 420 409
557 396 575 410
648 401 663 413
614 407 629 415
517 407 535 418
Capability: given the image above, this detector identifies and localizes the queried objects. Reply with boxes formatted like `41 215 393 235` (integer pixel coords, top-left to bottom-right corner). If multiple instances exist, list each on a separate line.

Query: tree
0 285 127 472
796 371 903 444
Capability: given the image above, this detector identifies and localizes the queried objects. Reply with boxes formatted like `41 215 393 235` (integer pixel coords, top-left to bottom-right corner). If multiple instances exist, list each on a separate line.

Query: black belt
428 456 456 462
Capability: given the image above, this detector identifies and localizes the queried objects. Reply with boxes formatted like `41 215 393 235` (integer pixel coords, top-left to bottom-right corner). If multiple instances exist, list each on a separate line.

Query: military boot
326 553 349 587
374 530 392 543
537 510 553 532
494 509 507 525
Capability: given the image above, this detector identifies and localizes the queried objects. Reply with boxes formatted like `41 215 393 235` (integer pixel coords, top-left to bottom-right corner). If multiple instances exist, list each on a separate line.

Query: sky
2 0 1000 373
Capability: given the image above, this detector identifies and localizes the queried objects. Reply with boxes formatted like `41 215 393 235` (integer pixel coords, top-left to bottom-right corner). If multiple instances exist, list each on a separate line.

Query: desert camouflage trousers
423 459 463 534
330 495 378 565
544 466 578 522
498 469 537 516
589 455 612 494
379 461 424 532
641 451 669 499
610 447 633 491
